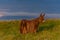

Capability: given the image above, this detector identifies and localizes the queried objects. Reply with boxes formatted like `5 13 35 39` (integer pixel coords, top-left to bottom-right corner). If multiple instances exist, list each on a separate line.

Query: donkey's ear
40 12 43 16
43 13 45 16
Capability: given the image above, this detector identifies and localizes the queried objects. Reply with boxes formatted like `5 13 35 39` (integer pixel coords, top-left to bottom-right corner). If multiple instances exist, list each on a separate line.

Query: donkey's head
38 12 45 23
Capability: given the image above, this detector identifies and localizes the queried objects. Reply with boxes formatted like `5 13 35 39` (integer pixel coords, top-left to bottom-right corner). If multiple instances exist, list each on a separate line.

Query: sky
0 0 60 18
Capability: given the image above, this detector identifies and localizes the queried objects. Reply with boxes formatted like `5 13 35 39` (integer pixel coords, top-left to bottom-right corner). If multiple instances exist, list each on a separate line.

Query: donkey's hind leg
23 27 27 34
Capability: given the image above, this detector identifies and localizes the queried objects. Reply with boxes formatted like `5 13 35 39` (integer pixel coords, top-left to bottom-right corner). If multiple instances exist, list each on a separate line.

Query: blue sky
0 0 60 17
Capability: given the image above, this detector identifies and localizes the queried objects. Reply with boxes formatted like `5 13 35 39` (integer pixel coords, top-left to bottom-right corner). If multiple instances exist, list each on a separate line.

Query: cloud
0 8 60 18
0 8 39 16
46 13 60 18
46 13 60 16
9 12 39 16
0 10 39 16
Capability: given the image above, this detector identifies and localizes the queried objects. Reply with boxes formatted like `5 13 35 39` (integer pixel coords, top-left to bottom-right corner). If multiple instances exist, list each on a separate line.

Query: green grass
0 19 60 40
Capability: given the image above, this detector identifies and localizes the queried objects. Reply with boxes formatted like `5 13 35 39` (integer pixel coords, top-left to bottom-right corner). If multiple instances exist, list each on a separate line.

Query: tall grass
0 19 60 40
38 20 56 32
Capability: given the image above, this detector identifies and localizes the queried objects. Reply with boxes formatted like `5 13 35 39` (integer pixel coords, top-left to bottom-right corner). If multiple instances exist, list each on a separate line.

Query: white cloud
0 9 60 18
0 11 39 16
46 13 60 16
10 12 39 16
46 13 60 18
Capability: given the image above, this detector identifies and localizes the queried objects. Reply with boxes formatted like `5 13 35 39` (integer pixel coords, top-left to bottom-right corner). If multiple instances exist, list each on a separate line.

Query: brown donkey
20 13 45 34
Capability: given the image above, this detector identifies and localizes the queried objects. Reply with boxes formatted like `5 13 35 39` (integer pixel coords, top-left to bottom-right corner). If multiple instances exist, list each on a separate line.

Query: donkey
27 13 45 33
20 13 45 34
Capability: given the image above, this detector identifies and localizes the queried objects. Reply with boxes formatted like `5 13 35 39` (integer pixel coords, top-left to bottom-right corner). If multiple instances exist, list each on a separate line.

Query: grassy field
0 19 60 40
